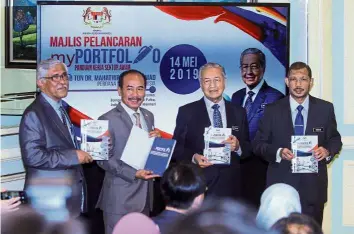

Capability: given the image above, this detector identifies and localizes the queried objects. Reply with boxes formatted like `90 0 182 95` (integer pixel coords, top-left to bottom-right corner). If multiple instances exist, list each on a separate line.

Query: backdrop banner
38 2 290 135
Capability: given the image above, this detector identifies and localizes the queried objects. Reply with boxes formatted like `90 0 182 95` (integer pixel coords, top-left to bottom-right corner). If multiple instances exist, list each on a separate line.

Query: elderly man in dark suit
19 58 93 217
172 62 251 199
96 70 161 234
232 48 284 208
253 62 342 225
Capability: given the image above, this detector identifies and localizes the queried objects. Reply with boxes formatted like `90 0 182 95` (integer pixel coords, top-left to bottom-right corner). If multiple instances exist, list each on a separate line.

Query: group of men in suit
19 48 342 234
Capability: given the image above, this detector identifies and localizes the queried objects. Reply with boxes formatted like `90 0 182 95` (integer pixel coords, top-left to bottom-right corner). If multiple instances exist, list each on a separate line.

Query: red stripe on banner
256 7 287 23
155 128 172 139
155 6 223 20
215 10 263 41
68 106 92 126
156 6 263 41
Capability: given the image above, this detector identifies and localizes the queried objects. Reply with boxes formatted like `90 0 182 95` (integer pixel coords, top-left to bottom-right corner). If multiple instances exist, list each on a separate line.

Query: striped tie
133 113 142 129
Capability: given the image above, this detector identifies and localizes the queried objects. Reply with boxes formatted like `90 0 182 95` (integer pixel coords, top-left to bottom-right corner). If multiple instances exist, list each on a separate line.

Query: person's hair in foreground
1 207 87 234
165 198 273 234
271 212 323 234
161 163 206 210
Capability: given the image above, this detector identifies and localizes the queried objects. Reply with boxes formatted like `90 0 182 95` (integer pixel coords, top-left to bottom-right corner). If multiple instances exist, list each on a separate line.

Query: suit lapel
225 101 234 128
141 108 153 132
197 98 212 127
235 89 246 106
39 94 74 146
305 96 316 135
283 96 295 136
116 103 134 129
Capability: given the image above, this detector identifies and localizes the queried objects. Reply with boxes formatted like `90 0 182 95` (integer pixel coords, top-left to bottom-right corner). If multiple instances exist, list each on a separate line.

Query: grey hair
198 62 227 80
37 58 68 80
240 48 266 70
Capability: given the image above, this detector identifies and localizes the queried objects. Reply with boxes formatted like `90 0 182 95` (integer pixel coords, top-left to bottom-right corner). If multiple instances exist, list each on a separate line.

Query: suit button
79 180 82 183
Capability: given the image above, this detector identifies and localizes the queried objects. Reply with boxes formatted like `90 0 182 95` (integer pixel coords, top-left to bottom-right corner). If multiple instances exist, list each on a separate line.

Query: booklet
120 126 176 176
81 120 109 160
203 127 232 164
291 135 318 173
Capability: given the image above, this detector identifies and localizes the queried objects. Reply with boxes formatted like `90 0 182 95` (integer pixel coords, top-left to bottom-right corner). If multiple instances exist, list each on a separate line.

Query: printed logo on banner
160 44 207 95
82 7 112 28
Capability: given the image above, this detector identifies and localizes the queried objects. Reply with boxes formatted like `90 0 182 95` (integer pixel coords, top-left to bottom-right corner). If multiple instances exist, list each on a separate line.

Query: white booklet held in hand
291 135 318 173
120 126 176 176
203 127 232 164
81 120 109 160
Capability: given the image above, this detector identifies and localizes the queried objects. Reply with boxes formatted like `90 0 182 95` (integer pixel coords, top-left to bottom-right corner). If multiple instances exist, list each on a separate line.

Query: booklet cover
81 120 109 160
121 126 176 176
291 135 318 173
144 137 176 176
203 127 232 164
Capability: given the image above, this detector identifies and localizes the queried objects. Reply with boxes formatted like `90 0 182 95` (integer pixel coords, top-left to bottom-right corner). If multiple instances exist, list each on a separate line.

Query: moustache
57 85 68 90
128 97 142 101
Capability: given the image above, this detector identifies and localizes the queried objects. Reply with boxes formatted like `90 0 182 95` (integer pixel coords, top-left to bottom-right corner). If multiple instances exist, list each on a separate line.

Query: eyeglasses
42 73 71 82
240 64 261 72
288 77 311 83
202 78 222 86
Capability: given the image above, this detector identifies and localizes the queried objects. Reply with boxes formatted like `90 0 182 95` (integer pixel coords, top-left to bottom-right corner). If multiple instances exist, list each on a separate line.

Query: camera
1 190 28 204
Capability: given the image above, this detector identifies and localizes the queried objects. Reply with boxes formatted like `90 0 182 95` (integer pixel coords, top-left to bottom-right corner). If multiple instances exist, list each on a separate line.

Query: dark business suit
19 93 86 217
153 210 183 234
253 95 342 225
172 98 251 199
232 81 284 207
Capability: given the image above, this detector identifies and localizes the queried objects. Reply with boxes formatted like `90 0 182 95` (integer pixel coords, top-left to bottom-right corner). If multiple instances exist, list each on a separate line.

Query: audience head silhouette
257 183 301 229
112 212 159 234
161 163 206 211
272 212 323 234
166 198 269 234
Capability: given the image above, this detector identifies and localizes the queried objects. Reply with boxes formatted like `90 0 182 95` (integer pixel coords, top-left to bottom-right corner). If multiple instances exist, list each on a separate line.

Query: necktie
59 106 78 148
60 106 83 212
212 104 223 128
244 91 255 116
133 113 142 129
294 105 304 135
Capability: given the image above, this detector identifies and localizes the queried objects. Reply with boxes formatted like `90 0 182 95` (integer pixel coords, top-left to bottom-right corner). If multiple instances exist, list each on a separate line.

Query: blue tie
294 105 304 135
212 104 223 128
244 91 255 116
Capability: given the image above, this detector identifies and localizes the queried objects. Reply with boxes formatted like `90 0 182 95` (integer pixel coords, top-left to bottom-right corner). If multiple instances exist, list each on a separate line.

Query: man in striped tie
96 69 161 234
253 62 342 226
172 62 251 199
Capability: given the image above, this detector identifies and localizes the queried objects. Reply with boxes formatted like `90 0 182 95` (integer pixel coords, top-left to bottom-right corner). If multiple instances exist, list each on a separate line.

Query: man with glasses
253 62 342 226
231 48 284 208
172 62 251 199
19 58 93 218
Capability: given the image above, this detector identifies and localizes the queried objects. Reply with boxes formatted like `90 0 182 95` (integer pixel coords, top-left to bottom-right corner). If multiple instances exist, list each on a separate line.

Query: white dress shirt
120 102 148 131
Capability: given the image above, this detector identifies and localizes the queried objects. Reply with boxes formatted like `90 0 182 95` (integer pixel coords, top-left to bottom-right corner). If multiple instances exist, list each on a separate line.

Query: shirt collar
289 95 309 112
203 96 225 110
120 101 141 116
41 92 62 110
246 78 265 96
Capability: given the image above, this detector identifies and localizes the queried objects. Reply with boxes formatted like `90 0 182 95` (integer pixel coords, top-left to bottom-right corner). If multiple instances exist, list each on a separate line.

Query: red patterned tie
133 113 142 129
